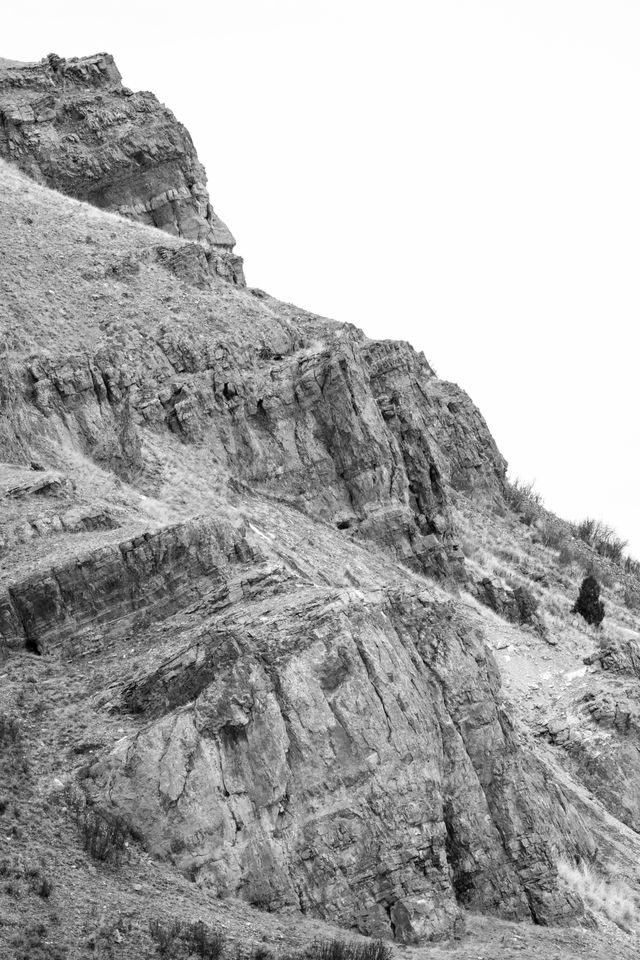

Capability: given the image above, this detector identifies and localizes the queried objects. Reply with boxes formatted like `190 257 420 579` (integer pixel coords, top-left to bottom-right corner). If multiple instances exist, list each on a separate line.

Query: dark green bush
573 575 605 627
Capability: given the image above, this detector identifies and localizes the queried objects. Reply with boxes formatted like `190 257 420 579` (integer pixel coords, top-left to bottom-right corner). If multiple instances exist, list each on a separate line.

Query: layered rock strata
0 53 244 283
0 101 592 945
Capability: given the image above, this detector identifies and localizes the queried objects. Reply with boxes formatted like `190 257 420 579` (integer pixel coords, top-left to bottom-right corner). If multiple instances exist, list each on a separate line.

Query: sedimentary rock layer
0 53 244 283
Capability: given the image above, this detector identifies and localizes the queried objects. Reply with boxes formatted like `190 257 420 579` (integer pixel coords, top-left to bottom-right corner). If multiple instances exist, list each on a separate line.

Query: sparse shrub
310 939 392 960
80 806 128 864
504 478 543 511
149 918 225 960
26 864 53 898
252 949 275 960
624 555 640 579
624 586 640 611
459 535 478 561
512 584 539 625
538 521 564 550
575 518 628 565
0 714 20 746
0 714 29 778
575 517 596 544
504 478 543 525
10 919 68 960
61 783 129 865
558 543 576 567
245 881 274 909
149 918 184 959
558 859 639 932
573 575 605 627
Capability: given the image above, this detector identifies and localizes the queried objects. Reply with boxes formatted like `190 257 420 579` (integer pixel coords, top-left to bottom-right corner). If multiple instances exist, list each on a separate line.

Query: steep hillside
1 54 640 960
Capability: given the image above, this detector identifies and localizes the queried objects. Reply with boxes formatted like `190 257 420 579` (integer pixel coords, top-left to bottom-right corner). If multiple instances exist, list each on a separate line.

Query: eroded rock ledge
0 52 244 283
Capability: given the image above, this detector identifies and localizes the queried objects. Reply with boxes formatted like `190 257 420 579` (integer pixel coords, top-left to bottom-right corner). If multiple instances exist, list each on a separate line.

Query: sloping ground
453 493 640 871
2 158 640 959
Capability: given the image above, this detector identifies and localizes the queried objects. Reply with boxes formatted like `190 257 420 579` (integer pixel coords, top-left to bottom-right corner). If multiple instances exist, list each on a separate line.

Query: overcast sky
4 1 640 554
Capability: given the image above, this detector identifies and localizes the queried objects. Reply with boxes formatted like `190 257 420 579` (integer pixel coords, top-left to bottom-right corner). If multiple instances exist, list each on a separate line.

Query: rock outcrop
0 53 244 283
536 633 640 835
93 577 580 942
0 73 607 948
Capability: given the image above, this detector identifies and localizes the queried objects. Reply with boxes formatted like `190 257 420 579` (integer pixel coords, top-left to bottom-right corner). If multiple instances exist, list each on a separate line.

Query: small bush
504 478 543 525
573 576 605 627
310 939 392 960
575 518 628 565
184 922 224 960
538 521 564 550
62 784 129 866
149 919 184 959
624 555 640 579
512 584 539 625
0 714 21 746
558 543 576 567
0 715 29 778
149 918 225 960
10 920 68 960
624 586 640 611
26 865 53 898
80 806 128 864
558 859 639 932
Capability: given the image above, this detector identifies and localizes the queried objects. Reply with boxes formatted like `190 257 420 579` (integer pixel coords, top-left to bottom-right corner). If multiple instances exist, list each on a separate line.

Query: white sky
4 2 640 553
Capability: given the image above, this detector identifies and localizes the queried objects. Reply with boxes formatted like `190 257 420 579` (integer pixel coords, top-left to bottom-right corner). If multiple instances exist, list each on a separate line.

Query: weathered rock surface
92 577 581 941
0 53 244 283
0 163 506 581
0 81 612 948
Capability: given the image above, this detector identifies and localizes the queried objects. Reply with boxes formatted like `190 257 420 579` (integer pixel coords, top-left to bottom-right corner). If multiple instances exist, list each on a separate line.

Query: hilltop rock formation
0 53 244 283
0 155 590 943
2 56 625 949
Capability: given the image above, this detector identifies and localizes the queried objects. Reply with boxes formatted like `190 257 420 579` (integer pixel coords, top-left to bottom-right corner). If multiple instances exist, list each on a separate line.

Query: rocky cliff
0 53 244 283
2 56 640 958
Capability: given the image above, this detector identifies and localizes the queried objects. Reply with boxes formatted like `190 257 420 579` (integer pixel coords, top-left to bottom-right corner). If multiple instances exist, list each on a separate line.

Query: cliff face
0 156 595 945
0 53 244 283
8 55 640 951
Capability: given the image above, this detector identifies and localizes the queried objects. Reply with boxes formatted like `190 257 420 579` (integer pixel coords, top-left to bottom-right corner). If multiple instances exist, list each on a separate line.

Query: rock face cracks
88 538 580 942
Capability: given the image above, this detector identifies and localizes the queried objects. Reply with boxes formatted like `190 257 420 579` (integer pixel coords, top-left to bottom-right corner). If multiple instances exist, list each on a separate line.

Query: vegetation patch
62 783 129 865
575 518 628 565
558 859 640 932
310 939 392 960
149 918 225 959
573 576 605 627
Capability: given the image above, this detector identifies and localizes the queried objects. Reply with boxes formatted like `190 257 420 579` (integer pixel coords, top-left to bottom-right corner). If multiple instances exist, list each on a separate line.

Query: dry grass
558 860 640 933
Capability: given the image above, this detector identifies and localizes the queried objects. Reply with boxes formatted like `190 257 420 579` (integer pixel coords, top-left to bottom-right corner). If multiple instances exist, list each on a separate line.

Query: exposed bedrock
91 585 581 942
6 323 505 580
0 53 244 283
538 633 640 835
0 517 255 654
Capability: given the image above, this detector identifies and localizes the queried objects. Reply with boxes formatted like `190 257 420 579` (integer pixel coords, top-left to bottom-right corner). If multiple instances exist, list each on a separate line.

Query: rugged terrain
1 53 640 960
0 52 244 284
